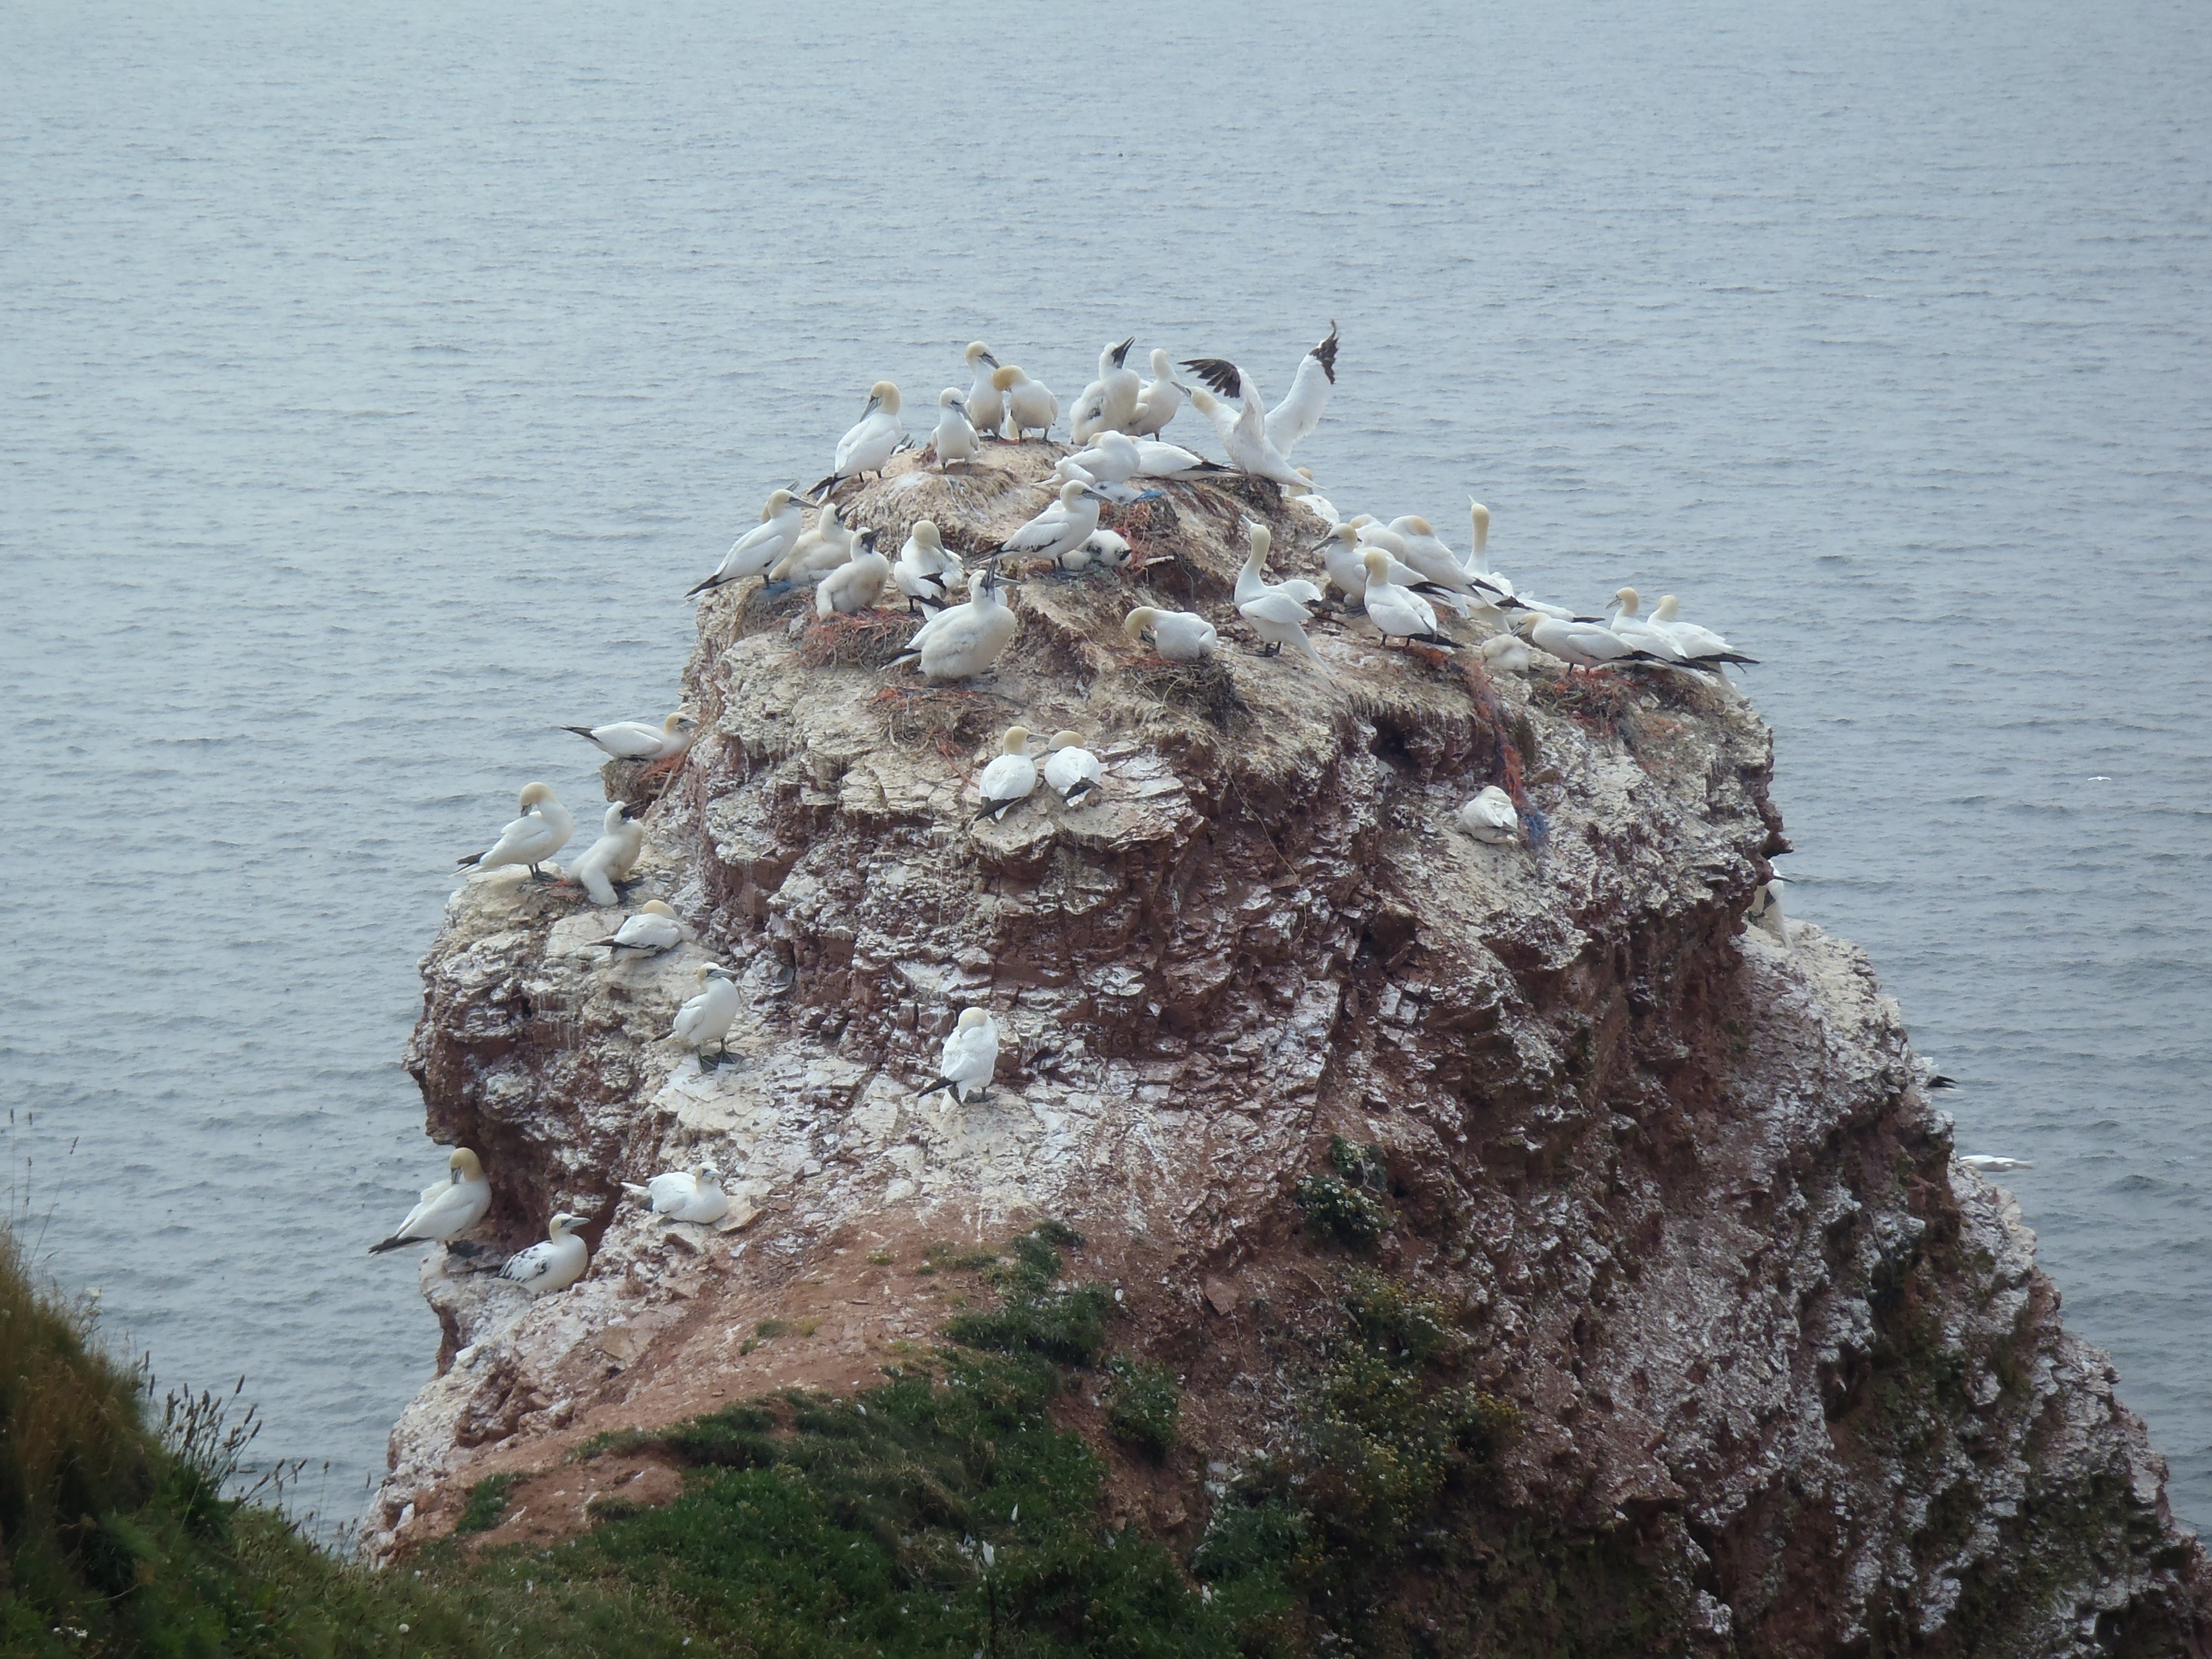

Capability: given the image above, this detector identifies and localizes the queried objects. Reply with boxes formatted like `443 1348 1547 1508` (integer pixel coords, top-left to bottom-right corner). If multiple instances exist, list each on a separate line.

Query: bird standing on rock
604 899 682 955
689 489 806 597
812 381 904 495
1042 731 1104 805
672 963 743 1068
893 519 965 612
962 343 1004 437
894 564 1020 680
932 388 979 470
975 725 1039 822
458 783 575 882
1001 479 1107 568
772 499 859 584
994 365 1058 441
817 528 893 615
1123 606 1217 661
1129 348 1183 438
500 1212 590 1296
369 1148 491 1255
915 1007 1001 1104
560 711 696 760
570 803 645 907
1359 549 1449 648
1071 336 1140 442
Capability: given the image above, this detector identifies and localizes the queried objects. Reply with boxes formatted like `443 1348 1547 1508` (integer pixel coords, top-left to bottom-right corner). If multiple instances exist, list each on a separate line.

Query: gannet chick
1960 1155 2034 1174
892 564 1019 680
1746 877 1790 944
458 783 575 881
571 803 645 907
1129 349 1183 439
1092 336 1141 434
812 381 904 495
369 1148 490 1254
1042 730 1103 804
1459 786 1518 844
1001 479 1106 567
1181 363 1312 489
1479 632 1535 675
915 1007 1000 1104
1235 523 1325 607
688 489 807 597
560 711 697 760
623 1162 731 1224
817 528 892 615
772 499 858 583
975 725 1039 822
604 899 682 955
671 962 742 1068
1265 322 1339 458
932 388 980 471
1360 549 1449 647
994 365 1058 441
1122 606 1217 661
1078 528 1134 569
963 343 1004 438
1651 594 1759 666
1515 612 1658 672
500 1212 590 1296
1240 590 1332 674
894 518 965 613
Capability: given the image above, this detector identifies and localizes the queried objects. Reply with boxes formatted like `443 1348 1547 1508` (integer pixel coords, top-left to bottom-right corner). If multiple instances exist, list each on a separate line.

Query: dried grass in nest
1117 655 1247 730
734 578 813 637
1530 670 1641 744
799 608 917 670
872 684 999 754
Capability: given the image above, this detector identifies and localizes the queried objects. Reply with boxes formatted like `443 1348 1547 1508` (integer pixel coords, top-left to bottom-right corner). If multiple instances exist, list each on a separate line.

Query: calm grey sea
3 0 2206 1531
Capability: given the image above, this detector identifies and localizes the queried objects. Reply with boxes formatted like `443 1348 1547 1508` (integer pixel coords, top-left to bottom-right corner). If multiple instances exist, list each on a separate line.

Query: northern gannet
892 564 1020 680
994 366 1058 441
812 381 904 495
458 783 575 881
1000 479 1105 567
571 803 645 907
1041 730 1103 804
1129 349 1183 438
1062 432 1149 494
1467 500 1491 568
1959 1154 2034 1174
1234 523 1324 607
1479 633 1535 675
1182 367 1312 490
1747 877 1790 944
671 962 742 1067
1264 322 1338 458
1651 595 1758 667
1076 528 1133 570
500 1212 590 1296
1240 590 1332 674
604 899 682 955
1515 613 1658 672
369 1148 491 1254
1316 523 1471 615
963 343 1004 438
893 519 964 612
975 725 1039 822
1609 589 1699 666
915 1007 1000 1103
623 1163 731 1224
1122 605 1217 661
560 711 697 761
1131 439 1219 478
817 528 892 615
1363 521 1500 611
772 499 859 583
932 388 980 471
688 489 807 597
1459 786 1518 844
1360 549 1449 647
1076 336 1140 440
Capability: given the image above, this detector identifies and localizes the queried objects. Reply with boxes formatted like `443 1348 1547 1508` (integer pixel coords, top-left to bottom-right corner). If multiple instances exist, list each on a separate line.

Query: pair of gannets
624 1162 731 1224
974 726 1102 820
501 1213 590 1296
1060 431 1216 492
1459 786 1519 844
459 783 575 881
894 519 966 613
1612 589 1757 670
891 565 1019 680
817 528 892 615
672 962 742 1068
563 711 696 760
689 489 807 597
1234 524 1330 674
1123 606 1217 661
990 365 1058 440
604 899 682 954
1069 337 1140 444
1001 479 1108 567
916 1007 1001 1104
932 388 980 470
572 803 645 906
1314 523 1466 616
370 1147 491 1254
1180 324 1336 486
812 381 904 495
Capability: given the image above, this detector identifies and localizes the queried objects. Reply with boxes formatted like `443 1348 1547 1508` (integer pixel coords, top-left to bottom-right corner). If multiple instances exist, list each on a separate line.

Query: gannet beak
981 351 998 368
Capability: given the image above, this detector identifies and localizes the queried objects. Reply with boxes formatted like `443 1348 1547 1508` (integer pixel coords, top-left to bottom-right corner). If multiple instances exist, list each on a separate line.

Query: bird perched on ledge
1459 786 1519 844
1042 731 1104 805
458 783 575 882
975 725 1039 822
500 1212 590 1296
561 711 696 760
671 962 742 1068
624 1163 731 1224
811 381 904 496
369 1147 491 1255
688 489 806 597
915 1007 1001 1104
603 899 682 955
570 803 644 907
1123 606 1217 661
891 565 1019 680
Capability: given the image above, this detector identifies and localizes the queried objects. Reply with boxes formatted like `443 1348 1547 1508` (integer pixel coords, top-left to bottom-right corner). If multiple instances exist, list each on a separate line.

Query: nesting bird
458 783 575 881
624 1163 732 1224
772 499 859 584
369 1147 491 1255
813 381 904 495
1459 786 1519 844
1001 478 1106 568
604 899 683 955
671 962 742 1068
571 803 645 907
893 519 965 612
915 1007 1001 1104
892 565 1019 680
500 1212 590 1296
817 527 892 615
1042 730 1104 805
1515 612 1656 672
975 725 1040 822
560 711 696 760
689 489 807 597
1123 606 1217 661
1360 549 1449 647
993 365 1058 441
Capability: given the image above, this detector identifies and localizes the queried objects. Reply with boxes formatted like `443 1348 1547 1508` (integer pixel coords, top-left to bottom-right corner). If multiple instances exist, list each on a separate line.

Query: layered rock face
365 445 2209 1655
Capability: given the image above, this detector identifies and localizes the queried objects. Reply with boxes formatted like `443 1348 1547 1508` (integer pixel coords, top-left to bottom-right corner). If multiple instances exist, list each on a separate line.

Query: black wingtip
559 725 596 740
368 1235 412 1255
1180 357 1244 399
1313 321 1340 382
684 575 719 598
456 853 482 868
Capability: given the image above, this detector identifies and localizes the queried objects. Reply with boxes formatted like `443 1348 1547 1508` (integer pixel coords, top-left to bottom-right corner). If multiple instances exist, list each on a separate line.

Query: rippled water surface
4 0 2206 1528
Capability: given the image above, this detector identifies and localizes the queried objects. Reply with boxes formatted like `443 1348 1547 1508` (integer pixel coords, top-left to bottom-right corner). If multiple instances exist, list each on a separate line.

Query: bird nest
1529 671 1642 743
800 608 918 670
1115 656 1247 730
872 685 1000 754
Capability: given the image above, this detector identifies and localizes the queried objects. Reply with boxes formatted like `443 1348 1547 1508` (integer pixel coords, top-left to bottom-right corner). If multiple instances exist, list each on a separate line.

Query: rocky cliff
363 443 2210 1656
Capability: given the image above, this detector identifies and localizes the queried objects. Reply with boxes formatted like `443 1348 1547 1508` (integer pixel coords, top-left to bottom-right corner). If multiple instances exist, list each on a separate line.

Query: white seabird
1609 588 1699 666
1240 589 1332 675
688 489 807 597
1129 348 1183 438
604 899 683 955
962 343 1005 438
1479 633 1535 675
1959 1154 2035 1174
1360 549 1449 647
623 1163 732 1224
1182 361 1313 490
369 1147 491 1254
1075 528 1134 570
1235 523 1325 607
571 803 645 907
1459 786 1519 844
772 499 860 583
1123 605 1217 661
994 365 1058 441
1077 336 1140 440
1000 479 1106 567
1316 523 1470 615
915 1007 1001 1103
975 724 1039 822
892 564 1020 680
500 1212 590 1297
671 962 743 1068
817 528 893 615
1042 730 1104 804
932 388 980 471
560 711 697 761
1264 322 1338 458
458 783 576 881
1363 521 1500 612
1747 877 1791 944
812 381 904 495
1651 594 1758 668
1514 612 1656 672
893 519 965 613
